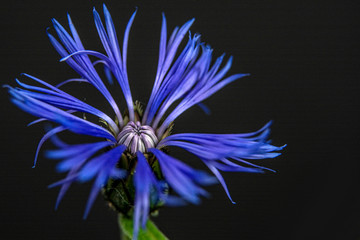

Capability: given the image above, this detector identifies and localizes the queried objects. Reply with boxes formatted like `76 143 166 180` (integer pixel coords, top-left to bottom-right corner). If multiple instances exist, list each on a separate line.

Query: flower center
117 121 158 154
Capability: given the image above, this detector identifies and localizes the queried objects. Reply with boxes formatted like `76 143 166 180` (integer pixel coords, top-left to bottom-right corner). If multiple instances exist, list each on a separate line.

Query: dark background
1 0 359 239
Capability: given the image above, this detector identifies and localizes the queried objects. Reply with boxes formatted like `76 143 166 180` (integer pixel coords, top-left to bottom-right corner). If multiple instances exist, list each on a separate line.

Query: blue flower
6 4 285 239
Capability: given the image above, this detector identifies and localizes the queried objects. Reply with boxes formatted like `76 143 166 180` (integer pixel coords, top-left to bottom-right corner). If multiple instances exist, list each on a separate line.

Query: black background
1 0 359 240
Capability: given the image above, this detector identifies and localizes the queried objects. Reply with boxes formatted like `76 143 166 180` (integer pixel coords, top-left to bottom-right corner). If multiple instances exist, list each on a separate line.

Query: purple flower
6 4 285 239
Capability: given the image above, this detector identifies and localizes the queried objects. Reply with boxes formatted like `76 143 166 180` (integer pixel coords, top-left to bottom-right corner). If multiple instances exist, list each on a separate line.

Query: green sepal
118 214 168 240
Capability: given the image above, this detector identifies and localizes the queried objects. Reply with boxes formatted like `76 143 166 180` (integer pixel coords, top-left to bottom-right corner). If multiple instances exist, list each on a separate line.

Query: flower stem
120 229 131 240
118 213 168 240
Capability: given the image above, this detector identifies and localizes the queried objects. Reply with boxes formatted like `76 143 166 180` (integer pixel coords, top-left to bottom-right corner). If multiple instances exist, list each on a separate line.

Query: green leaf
118 214 168 240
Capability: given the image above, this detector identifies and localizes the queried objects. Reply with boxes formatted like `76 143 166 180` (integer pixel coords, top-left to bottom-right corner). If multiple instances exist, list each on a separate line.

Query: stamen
117 121 158 154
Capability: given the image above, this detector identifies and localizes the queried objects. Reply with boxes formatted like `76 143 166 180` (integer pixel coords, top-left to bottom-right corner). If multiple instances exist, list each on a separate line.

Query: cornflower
5 4 285 240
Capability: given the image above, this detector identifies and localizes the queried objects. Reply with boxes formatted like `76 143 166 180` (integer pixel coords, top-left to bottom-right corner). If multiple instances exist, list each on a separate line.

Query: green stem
120 229 131 240
118 213 168 240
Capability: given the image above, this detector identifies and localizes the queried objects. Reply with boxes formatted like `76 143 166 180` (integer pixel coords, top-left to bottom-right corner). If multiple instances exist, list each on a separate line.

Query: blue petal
139 14 249 135
49 142 114 172
81 145 127 218
159 122 285 203
93 7 116 61
103 4 122 64
92 6 136 121
121 7 137 72
160 122 282 162
143 17 195 125
55 78 89 88
203 161 236 204
150 148 216 204
15 75 119 133
8 86 116 141
158 72 249 136
67 13 85 49
49 18 124 125
60 50 112 66
196 102 211 115
133 152 155 240
33 126 66 168
78 145 126 182
47 141 115 209
53 168 78 210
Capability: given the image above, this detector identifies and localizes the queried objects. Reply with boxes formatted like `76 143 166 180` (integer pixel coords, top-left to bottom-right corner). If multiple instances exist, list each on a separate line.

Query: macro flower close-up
4 3 285 240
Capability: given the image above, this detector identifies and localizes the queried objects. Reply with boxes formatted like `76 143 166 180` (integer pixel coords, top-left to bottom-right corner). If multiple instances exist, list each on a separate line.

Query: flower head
6 4 285 239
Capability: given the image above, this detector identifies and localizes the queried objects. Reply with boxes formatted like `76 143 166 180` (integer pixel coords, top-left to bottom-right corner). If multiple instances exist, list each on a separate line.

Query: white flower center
117 121 158 154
